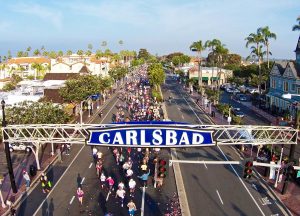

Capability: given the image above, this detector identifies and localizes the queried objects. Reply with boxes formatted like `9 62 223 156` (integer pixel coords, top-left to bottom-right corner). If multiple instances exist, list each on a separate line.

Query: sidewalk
187 89 300 216
0 89 119 215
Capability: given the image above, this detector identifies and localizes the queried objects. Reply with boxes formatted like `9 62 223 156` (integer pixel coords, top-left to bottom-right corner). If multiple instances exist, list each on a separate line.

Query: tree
85 50 92 56
108 66 128 81
292 16 300 31
119 40 123 46
42 51 49 57
48 51 57 59
33 49 41 56
66 50 73 56
137 48 150 60
77 50 84 58
245 30 264 94
215 43 229 93
7 50 12 59
95 50 103 59
59 75 104 103
205 39 221 87
6 101 70 124
190 40 206 92
226 54 242 65
88 43 93 52
26 46 31 52
57 50 64 57
147 63 165 90
101 41 107 48
17 51 24 57
258 26 276 68
31 63 45 79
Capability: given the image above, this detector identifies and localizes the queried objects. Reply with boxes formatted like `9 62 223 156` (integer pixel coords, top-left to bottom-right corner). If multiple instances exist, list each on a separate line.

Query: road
219 91 270 125
17 80 178 216
161 73 290 216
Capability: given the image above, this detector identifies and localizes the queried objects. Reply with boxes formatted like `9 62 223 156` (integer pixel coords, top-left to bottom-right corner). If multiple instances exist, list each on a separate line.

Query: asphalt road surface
17 80 178 216
161 72 290 216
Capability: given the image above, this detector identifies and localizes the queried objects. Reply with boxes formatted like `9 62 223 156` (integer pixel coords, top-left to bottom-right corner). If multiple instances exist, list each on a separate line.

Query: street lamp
1 100 17 193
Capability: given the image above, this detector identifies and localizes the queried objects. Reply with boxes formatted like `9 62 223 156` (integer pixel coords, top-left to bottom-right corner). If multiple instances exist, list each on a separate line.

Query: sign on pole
87 125 214 147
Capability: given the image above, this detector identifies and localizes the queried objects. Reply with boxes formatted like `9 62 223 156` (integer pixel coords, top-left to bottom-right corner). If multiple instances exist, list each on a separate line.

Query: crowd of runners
81 65 163 215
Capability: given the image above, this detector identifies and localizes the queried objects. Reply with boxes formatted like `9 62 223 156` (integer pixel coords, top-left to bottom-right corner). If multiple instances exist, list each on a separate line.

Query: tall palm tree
205 39 221 87
246 44 267 94
101 41 107 49
258 26 276 68
31 63 44 80
33 49 41 56
215 44 229 88
66 50 73 56
292 16 300 31
245 30 264 94
189 40 205 94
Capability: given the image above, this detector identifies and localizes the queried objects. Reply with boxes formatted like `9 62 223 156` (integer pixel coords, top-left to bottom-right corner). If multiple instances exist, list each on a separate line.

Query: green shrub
2 82 16 92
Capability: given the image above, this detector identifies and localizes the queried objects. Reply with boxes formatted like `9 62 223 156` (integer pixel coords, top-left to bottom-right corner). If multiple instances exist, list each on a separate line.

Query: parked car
239 94 247 101
9 143 32 153
225 87 234 93
232 108 245 118
246 87 259 94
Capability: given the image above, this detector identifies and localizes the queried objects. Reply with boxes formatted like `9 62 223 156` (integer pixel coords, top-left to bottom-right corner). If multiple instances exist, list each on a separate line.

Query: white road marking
81 177 85 185
203 160 208 169
33 97 119 216
181 95 203 124
217 145 265 215
216 190 224 205
141 186 146 216
181 114 185 119
69 196 75 205
186 95 266 216
33 144 85 216
89 162 93 168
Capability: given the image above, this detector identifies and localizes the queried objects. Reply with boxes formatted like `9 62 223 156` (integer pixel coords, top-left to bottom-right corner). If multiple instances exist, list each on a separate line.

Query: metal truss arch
2 124 298 146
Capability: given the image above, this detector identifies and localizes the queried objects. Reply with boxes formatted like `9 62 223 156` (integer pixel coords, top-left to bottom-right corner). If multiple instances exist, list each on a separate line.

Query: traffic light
158 159 168 178
243 160 253 179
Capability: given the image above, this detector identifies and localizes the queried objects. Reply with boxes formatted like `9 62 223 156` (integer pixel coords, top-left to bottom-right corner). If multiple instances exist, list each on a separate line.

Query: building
3 57 50 79
266 36 300 117
188 66 233 86
50 54 111 76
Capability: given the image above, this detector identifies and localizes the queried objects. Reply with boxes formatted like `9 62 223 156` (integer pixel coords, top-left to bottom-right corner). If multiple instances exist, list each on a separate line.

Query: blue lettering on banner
87 126 214 147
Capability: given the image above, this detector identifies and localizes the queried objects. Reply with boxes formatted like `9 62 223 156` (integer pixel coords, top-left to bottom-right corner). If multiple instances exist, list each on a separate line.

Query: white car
9 143 32 153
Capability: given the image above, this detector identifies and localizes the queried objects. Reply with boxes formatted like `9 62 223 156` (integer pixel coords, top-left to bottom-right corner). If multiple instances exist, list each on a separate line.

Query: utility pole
1 100 17 193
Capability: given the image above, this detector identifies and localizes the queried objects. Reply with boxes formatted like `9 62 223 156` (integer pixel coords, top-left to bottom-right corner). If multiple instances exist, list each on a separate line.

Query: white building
50 54 111 76
188 67 233 86
3 57 50 79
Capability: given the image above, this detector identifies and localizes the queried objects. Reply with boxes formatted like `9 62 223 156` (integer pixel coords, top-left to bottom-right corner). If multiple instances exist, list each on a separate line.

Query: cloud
10 2 63 29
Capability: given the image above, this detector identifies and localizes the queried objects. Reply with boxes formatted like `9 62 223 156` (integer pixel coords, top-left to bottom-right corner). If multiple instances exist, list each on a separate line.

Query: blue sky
0 0 299 59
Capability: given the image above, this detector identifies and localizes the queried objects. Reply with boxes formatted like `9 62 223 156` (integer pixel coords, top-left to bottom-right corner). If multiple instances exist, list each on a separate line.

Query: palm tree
246 45 267 93
292 16 300 31
88 44 93 53
77 50 84 59
101 41 107 48
66 50 73 56
205 39 221 87
33 49 41 56
215 44 229 88
245 31 264 94
31 63 44 80
258 26 276 68
189 40 206 94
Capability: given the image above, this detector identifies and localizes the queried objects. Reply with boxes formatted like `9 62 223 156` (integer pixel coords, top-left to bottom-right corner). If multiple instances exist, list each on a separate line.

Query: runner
77 187 84 205
100 172 106 189
115 186 126 207
127 200 137 216
128 179 136 197
106 176 115 191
